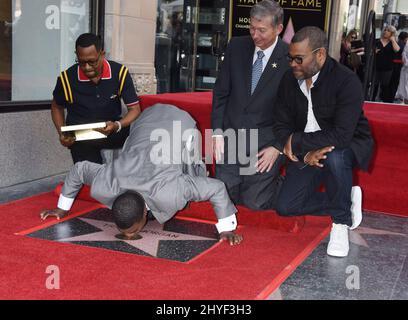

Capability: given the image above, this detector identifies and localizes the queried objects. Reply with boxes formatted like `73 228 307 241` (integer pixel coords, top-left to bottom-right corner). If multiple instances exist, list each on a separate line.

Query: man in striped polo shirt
51 33 141 164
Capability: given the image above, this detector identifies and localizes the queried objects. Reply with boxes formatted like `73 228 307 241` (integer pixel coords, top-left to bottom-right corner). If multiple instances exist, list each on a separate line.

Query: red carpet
0 192 330 300
356 102 408 216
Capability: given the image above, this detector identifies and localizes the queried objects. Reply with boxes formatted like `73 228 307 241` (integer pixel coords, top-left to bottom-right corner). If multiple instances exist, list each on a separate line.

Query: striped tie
251 50 265 94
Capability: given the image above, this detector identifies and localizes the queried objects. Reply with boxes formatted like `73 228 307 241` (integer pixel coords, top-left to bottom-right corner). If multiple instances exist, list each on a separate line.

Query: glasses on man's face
75 52 101 67
286 47 322 65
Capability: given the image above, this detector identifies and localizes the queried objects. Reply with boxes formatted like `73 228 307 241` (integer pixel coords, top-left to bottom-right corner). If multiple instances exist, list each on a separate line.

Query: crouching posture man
273 27 374 257
41 104 243 245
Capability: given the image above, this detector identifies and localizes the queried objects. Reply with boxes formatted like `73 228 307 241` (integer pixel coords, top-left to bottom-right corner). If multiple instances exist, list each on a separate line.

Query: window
0 0 91 102
155 0 184 93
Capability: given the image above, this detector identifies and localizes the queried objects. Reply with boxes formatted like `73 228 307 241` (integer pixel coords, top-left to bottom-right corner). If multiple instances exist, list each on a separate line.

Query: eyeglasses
286 47 322 65
75 52 101 67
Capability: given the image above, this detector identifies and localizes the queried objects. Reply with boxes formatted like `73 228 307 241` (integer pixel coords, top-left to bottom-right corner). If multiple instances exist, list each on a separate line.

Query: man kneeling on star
272 27 373 257
40 104 243 246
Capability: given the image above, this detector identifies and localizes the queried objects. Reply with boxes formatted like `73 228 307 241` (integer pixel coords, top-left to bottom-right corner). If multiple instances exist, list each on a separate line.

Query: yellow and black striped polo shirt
53 59 139 125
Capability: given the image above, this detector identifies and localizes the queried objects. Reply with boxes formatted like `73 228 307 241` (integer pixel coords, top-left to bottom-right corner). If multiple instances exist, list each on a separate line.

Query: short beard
297 59 321 80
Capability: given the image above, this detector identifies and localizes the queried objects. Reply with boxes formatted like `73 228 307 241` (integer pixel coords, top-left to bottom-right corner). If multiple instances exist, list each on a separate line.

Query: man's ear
276 23 284 35
317 48 327 65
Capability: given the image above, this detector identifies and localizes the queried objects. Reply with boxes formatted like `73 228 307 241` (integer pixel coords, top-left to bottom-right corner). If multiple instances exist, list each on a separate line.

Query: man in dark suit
211 0 290 210
272 27 375 257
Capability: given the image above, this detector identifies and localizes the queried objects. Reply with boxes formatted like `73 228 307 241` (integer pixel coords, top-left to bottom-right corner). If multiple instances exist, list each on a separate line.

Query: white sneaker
350 186 362 230
327 223 349 257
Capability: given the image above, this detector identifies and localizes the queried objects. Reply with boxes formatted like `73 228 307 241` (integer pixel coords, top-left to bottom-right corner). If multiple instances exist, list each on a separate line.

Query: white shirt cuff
186 134 194 151
215 214 237 233
57 194 75 211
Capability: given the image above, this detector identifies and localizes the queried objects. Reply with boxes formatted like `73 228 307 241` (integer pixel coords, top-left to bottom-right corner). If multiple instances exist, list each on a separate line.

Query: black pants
374 70 393 102
215 144 285 211
390 63 402 101
69 126 130 164
275 148 356 226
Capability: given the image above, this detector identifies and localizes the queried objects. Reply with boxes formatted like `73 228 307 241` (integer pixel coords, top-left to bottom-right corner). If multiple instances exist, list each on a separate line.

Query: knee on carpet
275 198 296 217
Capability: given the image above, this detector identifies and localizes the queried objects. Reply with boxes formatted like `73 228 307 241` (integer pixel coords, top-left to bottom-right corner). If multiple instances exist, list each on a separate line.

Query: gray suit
61 104 237 224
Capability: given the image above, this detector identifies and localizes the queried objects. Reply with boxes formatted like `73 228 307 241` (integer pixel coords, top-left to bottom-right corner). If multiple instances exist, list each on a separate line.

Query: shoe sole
327 250 349 257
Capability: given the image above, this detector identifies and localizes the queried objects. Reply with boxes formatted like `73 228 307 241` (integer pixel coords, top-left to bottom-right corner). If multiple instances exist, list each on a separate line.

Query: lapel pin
272 63 278 68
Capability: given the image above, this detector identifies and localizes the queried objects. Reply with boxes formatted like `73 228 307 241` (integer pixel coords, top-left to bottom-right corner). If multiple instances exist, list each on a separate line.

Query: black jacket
212 36 290 151
272 56 374 171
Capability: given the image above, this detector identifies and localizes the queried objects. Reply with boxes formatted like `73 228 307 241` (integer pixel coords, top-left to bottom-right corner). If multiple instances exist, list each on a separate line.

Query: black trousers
374 70 393 102
390 63 403 101
275 148 356 226
215 135 285 211
69 126 130 164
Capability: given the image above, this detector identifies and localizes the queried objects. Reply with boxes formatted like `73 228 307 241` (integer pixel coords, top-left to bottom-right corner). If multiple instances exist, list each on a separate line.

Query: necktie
251 50 265 94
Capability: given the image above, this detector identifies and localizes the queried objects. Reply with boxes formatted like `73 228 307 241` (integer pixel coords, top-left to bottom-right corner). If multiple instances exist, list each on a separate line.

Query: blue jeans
276 148 356 226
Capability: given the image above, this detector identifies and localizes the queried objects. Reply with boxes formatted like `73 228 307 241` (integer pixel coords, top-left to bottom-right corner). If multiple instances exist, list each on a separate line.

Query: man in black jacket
212 0 289 210
273 27 374 257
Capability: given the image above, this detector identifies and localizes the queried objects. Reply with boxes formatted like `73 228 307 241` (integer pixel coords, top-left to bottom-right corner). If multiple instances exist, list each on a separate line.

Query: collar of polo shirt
78 59 112 82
